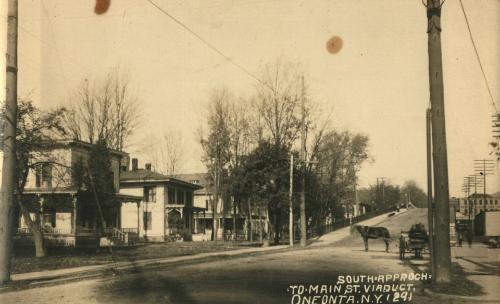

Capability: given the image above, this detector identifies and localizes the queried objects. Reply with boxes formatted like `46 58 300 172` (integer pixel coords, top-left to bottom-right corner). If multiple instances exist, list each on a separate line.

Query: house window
178 190 185 204
144 186 156 202
35 163 52 188
205 199 209 210
186 192 192 206
143 212 152 230
42 209 56 228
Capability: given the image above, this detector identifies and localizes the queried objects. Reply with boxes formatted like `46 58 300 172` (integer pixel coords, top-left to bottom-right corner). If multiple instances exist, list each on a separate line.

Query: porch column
194 211 198 234
137 202 140 235
203 210 206 233
38 196 45 227
71 195 77 234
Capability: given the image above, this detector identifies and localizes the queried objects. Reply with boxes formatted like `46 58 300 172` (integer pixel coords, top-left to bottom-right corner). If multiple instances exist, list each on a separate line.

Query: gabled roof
174 173 212 195
174 173 210 187
120 169 202 189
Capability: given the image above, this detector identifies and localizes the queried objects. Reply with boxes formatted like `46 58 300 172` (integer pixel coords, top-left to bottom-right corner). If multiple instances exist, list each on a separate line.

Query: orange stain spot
95 0 111 15
326 36 343 54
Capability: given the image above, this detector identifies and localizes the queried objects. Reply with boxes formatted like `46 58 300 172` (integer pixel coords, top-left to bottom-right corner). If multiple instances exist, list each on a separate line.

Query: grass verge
11 241 261 274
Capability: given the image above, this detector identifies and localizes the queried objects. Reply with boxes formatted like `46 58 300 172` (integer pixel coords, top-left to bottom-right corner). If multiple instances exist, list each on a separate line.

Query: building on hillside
175 173 264 241
119 160 203 241
14 140 142 248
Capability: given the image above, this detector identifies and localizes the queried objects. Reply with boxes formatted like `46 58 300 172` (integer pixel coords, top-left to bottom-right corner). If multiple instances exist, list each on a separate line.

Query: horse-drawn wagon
399 223 429 259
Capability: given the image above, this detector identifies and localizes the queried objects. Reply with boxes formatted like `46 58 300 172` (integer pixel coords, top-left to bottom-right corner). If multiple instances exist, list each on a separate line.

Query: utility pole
376 177 386 208
474 159 494 205
426 0 451 283
0 0 18 285
426 108 435 277
289 154 294 247
300 76 307 247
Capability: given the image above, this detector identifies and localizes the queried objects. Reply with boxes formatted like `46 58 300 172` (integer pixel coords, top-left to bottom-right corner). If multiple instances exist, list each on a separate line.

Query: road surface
1 209 445 304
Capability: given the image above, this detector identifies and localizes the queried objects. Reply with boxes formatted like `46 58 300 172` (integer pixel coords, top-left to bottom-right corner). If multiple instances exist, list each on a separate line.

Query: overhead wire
458 0 498 114
144 0 275 92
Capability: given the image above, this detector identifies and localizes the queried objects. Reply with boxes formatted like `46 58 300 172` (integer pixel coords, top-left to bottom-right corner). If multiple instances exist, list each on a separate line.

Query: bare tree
255 59 303 150
63 69 140 151
142 130 186 175
199 88 232 242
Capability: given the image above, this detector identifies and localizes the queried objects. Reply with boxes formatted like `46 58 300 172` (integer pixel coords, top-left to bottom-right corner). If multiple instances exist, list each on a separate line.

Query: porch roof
116 193 142 202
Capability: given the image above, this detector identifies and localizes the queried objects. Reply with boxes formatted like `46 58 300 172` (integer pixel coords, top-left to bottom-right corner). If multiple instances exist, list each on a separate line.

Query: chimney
132 158 138 171
145 163 152 171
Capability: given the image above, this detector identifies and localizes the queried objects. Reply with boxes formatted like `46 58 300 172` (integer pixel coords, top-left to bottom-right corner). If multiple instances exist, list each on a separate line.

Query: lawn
11 241 260 274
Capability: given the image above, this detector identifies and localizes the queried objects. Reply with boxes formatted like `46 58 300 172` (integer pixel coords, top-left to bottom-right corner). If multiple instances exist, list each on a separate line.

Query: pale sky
1 0 499 197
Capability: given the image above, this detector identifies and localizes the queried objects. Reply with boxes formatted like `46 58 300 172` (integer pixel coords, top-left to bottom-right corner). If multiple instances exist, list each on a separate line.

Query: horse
354 225 391 252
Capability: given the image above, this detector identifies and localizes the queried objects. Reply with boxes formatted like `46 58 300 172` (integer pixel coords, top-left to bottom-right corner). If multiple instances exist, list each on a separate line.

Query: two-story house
119 159 203 241
14 140 142 248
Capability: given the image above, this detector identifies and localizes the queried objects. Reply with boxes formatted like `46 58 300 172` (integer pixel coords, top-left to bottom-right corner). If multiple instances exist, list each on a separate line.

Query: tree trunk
273 214 280 245
212 190 218 242
18 197 46 257
258 207 263 243
232 198 237 241
247 199 252 242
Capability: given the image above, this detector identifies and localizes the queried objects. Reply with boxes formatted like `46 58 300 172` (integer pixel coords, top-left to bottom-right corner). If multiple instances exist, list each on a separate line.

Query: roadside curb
423 287 500 303
2 245 289 293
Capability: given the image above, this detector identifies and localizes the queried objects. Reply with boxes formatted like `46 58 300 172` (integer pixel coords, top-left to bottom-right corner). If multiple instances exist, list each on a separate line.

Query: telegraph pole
376 177 386 208
289 154 294 247
426 108 435 277
300 76 307 247
0 0 18 284
426 0 451 283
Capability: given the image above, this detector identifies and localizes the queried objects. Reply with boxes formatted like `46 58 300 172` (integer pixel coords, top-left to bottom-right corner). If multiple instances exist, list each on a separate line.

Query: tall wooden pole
426 0 451 283
289 154 294 247
0 0 18 285
300 76 307 247
426 108 435 278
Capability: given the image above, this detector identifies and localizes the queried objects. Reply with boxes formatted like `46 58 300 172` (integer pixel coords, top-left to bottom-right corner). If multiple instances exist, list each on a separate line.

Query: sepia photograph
0 0 499 303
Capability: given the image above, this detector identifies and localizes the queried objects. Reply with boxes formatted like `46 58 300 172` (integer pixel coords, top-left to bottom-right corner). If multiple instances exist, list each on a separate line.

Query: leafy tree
401 180 427 208
232 141 293 244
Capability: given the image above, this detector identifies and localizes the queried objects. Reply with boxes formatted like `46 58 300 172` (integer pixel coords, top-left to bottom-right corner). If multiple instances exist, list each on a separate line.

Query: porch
15 190 142 248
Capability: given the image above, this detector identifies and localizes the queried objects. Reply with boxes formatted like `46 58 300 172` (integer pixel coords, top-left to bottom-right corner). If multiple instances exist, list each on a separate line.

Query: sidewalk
417 242 500 302
449 243 499 302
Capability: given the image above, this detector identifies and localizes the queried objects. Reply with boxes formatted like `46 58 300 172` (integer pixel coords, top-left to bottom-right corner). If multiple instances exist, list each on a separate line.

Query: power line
458 0 498 114
145 0 273 92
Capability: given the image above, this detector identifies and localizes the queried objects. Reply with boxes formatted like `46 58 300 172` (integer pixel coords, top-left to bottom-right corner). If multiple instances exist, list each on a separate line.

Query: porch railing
17 227 72 235
104 227 129 244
